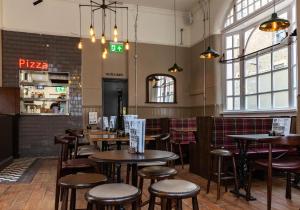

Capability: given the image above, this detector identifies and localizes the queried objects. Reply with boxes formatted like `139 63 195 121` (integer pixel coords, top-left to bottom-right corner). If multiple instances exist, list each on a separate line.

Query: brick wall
2 30 83 156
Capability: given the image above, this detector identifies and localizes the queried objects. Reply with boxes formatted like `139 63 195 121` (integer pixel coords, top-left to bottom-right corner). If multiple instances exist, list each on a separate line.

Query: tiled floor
0 159 300 210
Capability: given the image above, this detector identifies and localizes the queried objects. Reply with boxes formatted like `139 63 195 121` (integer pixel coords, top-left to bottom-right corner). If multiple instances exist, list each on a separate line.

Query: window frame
222 3 297 113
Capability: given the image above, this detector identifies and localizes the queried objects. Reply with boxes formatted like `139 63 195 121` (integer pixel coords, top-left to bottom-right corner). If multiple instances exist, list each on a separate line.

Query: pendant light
113 3 118 42
259 0 290 32
200 0 220 59
168 0 183 73
125 8 130 50
77 6 83 50
101 10 106 45
89 2 95 40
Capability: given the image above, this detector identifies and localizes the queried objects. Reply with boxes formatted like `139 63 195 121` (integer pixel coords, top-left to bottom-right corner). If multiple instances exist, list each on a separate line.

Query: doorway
102 78 128 117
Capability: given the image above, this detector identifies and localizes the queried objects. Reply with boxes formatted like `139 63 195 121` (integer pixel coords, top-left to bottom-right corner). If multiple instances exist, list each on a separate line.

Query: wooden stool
138 166 178 206
59 173 107 210
148 179 200 210
85 183 141 210
207 149 238 200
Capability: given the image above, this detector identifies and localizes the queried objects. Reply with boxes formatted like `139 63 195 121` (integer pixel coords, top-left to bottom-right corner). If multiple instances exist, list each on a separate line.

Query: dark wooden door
103 79 128 117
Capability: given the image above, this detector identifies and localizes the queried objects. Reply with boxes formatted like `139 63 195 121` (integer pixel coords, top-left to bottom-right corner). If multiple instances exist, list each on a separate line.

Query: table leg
131 163 138 187
231 140 256 201
267 143 272 210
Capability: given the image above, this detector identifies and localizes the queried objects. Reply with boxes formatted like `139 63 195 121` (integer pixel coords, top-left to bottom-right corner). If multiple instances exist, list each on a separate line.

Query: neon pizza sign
18 58 49 71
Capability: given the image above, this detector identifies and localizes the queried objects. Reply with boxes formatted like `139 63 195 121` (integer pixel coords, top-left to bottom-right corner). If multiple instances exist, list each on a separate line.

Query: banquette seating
190 116 296 178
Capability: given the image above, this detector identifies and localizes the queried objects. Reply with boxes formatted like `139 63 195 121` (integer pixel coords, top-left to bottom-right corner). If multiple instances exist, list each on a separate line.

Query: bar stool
59 173 107 210
85 183 141 210
138 166 178 206
207 149 238 200
148 179 200 210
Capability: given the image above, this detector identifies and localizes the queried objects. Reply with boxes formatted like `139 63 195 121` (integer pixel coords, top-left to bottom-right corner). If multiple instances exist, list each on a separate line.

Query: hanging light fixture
78 6 83 50
259 0 290 32
101 9 106 45
125 8 130 50
168 0 183 73
89 2 95 40
102 48 108 59
200 0 220 59
113 2 118 42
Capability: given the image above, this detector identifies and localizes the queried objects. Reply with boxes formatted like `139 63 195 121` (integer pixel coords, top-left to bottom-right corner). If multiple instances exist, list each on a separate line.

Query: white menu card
129 119 146 153
272 118 291 136
124 115 138 134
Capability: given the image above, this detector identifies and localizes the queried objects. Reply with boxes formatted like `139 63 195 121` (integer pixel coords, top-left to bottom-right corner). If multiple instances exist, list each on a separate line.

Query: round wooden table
89 150 177 186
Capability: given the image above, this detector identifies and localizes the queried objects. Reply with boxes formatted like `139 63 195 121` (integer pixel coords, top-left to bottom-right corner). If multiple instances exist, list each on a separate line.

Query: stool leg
148 194 155 210
217 156 222 200
86 202 93 210
161 198 167 210
139 177 144 191
70 189 76 210
126 164 131 184
60 187 69 210
192 196 199 210
207 156 213 194
132 200 138 210
176 199 183 210
55 183 60 210
166 199 172 210
178 144 184 169
232 155 239 194
286 172 292 199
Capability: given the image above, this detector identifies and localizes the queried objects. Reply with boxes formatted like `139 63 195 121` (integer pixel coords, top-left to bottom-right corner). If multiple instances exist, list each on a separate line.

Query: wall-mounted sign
56 86 66 93
19 58 49 71
105 73 124 77
109 42 124 53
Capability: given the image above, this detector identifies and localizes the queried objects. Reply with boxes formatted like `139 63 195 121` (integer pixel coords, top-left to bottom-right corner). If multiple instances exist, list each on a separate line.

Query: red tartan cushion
212 118 273 150
146 118 162 135
170 118 196 144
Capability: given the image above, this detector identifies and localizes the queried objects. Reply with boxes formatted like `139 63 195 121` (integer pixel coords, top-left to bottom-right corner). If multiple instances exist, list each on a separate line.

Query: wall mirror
146 74 176 103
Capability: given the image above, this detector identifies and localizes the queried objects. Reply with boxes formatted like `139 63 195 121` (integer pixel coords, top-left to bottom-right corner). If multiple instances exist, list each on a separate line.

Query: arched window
223 0 297 112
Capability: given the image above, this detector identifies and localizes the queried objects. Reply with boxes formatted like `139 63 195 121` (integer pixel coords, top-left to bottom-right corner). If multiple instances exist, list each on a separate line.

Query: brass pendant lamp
200 0 220 59
168 0 183 72
259 0 290 32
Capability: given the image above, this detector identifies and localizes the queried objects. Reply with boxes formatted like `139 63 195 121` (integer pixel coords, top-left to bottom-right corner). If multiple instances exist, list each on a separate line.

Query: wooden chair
255 135 300 200
54 135 97 210
148 179 200 210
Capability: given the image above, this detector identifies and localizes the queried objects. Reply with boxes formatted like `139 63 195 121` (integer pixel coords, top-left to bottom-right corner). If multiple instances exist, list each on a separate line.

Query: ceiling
64 0 199 11
116 0 199 11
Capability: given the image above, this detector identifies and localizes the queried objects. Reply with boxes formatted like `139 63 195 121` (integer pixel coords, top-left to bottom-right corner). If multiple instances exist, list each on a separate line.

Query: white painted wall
2 0 192 46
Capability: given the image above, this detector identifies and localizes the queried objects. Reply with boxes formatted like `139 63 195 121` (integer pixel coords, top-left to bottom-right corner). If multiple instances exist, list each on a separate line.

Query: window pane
258 73 271 93
258 53 271 73
234 62 240 78
273 70 288 91
226 64 233 79
226 50 233 60
227 97 233 110
273 91 289 109
234 97 240 110
245 27 273 54
233 35 240 47
273 48 288 70
292 66 297 88
227 80 233 96
245 95 257 110
245 77 257 94
245 59 257 76
234 48 240 58
293 89 297 108
226 36 232 49
234 80 240 96
259 94 272 110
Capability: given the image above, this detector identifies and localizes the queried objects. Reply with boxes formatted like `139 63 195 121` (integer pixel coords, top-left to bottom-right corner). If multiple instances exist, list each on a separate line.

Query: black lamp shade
200 46 220 59
168 63 183 73
259 13 290 32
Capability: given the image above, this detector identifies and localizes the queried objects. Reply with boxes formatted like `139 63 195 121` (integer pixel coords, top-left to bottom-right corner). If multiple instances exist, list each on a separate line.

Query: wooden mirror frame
145 74 177 104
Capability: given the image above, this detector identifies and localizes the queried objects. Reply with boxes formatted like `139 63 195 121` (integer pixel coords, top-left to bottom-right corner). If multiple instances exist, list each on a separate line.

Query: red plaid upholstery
170 118 197 144
212 118 274 151
146 118 162 135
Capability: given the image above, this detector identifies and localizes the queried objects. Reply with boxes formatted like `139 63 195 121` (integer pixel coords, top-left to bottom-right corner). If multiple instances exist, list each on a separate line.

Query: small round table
89 150 177 186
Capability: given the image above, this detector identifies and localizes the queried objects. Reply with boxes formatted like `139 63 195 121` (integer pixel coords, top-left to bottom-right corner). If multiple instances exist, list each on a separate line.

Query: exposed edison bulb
125 41 130 50
102 48 108 59
77 41 83 50
113 25 118 36
271 21 278 31
89 25 95 36
101 34 106 44
91 34 96 43
207 53 212 59
113 35 118 42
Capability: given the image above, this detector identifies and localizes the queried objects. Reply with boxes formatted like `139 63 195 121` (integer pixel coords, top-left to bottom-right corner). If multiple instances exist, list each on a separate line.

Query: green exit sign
109 42 124 53
56 86 66 93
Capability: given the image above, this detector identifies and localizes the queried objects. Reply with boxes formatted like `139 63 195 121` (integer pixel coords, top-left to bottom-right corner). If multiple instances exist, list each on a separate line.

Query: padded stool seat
85 183 141 210
138 166 177 178
148 179 200 210
150 179 200 197
210 149 232 157
59 173 107 210
138 161 166 167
